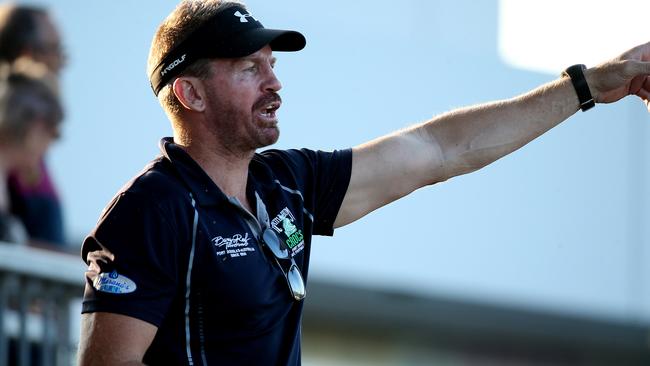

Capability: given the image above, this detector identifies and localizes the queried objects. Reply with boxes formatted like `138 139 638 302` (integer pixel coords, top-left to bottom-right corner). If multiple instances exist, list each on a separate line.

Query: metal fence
0 244 84 366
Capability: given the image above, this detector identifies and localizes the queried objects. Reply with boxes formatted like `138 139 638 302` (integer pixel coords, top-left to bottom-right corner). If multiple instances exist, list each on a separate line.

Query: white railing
0 244 84 366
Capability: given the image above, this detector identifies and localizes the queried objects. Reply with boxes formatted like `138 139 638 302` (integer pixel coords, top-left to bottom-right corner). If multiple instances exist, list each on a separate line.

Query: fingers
623 62 650 96
637 88 650 101
639 76 650 94
635 76 650 111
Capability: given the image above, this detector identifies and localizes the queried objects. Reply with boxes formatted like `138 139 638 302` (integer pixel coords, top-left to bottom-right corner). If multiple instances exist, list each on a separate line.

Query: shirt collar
159 137 228 206
159 137 262 208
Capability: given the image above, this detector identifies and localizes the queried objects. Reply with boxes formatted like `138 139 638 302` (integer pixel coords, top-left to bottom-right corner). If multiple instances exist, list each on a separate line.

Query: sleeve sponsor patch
93 270 137 294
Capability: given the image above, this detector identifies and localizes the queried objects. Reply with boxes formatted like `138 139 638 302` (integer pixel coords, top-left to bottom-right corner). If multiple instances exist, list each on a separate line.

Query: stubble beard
206 104 280 158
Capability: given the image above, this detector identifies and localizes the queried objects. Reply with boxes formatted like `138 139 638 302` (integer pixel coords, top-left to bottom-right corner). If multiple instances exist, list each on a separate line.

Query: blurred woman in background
0 60 62 244
0 4 66 246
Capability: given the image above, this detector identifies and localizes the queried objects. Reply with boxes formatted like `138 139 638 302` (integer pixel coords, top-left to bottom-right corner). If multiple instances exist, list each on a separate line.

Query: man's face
201 45 282 153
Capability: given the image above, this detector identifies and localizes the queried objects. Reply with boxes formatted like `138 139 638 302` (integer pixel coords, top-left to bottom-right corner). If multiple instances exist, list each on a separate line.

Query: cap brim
221 28 306 58
266 29 306 52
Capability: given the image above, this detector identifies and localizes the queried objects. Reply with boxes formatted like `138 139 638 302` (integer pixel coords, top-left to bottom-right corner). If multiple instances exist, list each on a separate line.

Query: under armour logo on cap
234 10 257 23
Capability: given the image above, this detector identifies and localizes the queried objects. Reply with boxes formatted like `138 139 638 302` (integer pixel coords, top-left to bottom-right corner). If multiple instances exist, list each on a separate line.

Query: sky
23 0 650 324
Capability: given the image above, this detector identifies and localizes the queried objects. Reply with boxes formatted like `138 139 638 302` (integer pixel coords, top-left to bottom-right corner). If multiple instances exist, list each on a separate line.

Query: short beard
203 93 280 158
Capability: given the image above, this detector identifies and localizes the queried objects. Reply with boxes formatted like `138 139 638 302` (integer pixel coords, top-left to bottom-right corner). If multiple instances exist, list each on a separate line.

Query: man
0 4 66 246
78 0 650 365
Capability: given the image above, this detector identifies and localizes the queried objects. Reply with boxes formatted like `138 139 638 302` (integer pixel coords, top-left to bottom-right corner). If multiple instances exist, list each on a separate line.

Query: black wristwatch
562 64 595 112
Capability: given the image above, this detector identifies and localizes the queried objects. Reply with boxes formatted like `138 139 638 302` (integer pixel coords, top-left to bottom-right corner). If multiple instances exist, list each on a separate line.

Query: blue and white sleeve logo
93 270 137 294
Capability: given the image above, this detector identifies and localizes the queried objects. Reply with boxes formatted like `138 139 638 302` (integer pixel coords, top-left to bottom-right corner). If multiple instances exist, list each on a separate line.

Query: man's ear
172 77 206 112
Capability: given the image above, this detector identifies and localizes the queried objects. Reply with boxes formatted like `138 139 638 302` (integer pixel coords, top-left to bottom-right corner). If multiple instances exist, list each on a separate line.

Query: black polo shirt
81 137 352 365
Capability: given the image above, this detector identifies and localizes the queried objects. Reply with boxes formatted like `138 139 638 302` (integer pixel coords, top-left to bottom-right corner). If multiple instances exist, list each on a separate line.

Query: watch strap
562 64 595 112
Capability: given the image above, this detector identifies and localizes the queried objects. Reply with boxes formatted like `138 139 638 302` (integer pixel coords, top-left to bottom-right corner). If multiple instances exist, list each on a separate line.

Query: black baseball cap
149 4 306 96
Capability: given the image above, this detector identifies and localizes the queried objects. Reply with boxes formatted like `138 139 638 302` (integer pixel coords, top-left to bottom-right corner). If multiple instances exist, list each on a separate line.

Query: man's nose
263 67 282 93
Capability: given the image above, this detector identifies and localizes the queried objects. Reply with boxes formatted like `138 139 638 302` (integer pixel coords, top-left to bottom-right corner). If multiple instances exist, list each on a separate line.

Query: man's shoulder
254 148 318 172
120 155 170 189
112 155 189 208
254 147 352 176
83 156 192 262
252 148 312 184
255 147 314 161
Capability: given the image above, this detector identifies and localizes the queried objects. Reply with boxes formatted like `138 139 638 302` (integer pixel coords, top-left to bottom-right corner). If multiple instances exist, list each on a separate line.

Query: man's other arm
78 312 157 366
334 42 650 228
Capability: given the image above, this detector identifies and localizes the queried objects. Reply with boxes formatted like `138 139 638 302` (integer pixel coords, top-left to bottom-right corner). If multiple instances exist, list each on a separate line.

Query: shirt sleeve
258 148 352 236
80 191 184 328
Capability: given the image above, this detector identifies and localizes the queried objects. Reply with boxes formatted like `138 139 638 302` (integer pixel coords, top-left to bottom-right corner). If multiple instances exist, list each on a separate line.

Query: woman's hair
0 5 49 63
0 58 62 143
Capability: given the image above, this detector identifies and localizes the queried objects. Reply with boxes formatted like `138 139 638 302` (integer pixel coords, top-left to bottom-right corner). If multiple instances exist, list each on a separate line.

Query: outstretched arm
333 42 650 228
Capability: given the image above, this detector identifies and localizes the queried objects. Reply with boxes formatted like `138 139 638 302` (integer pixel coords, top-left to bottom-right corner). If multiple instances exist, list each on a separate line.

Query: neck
174 130 254 206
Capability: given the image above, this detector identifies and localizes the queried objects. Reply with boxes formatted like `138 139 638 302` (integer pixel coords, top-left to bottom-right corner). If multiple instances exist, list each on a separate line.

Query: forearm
423 76 580 181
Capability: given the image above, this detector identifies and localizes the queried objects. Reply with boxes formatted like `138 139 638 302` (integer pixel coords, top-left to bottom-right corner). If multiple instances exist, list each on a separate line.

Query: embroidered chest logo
212 232 256 259
271 208 305 255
